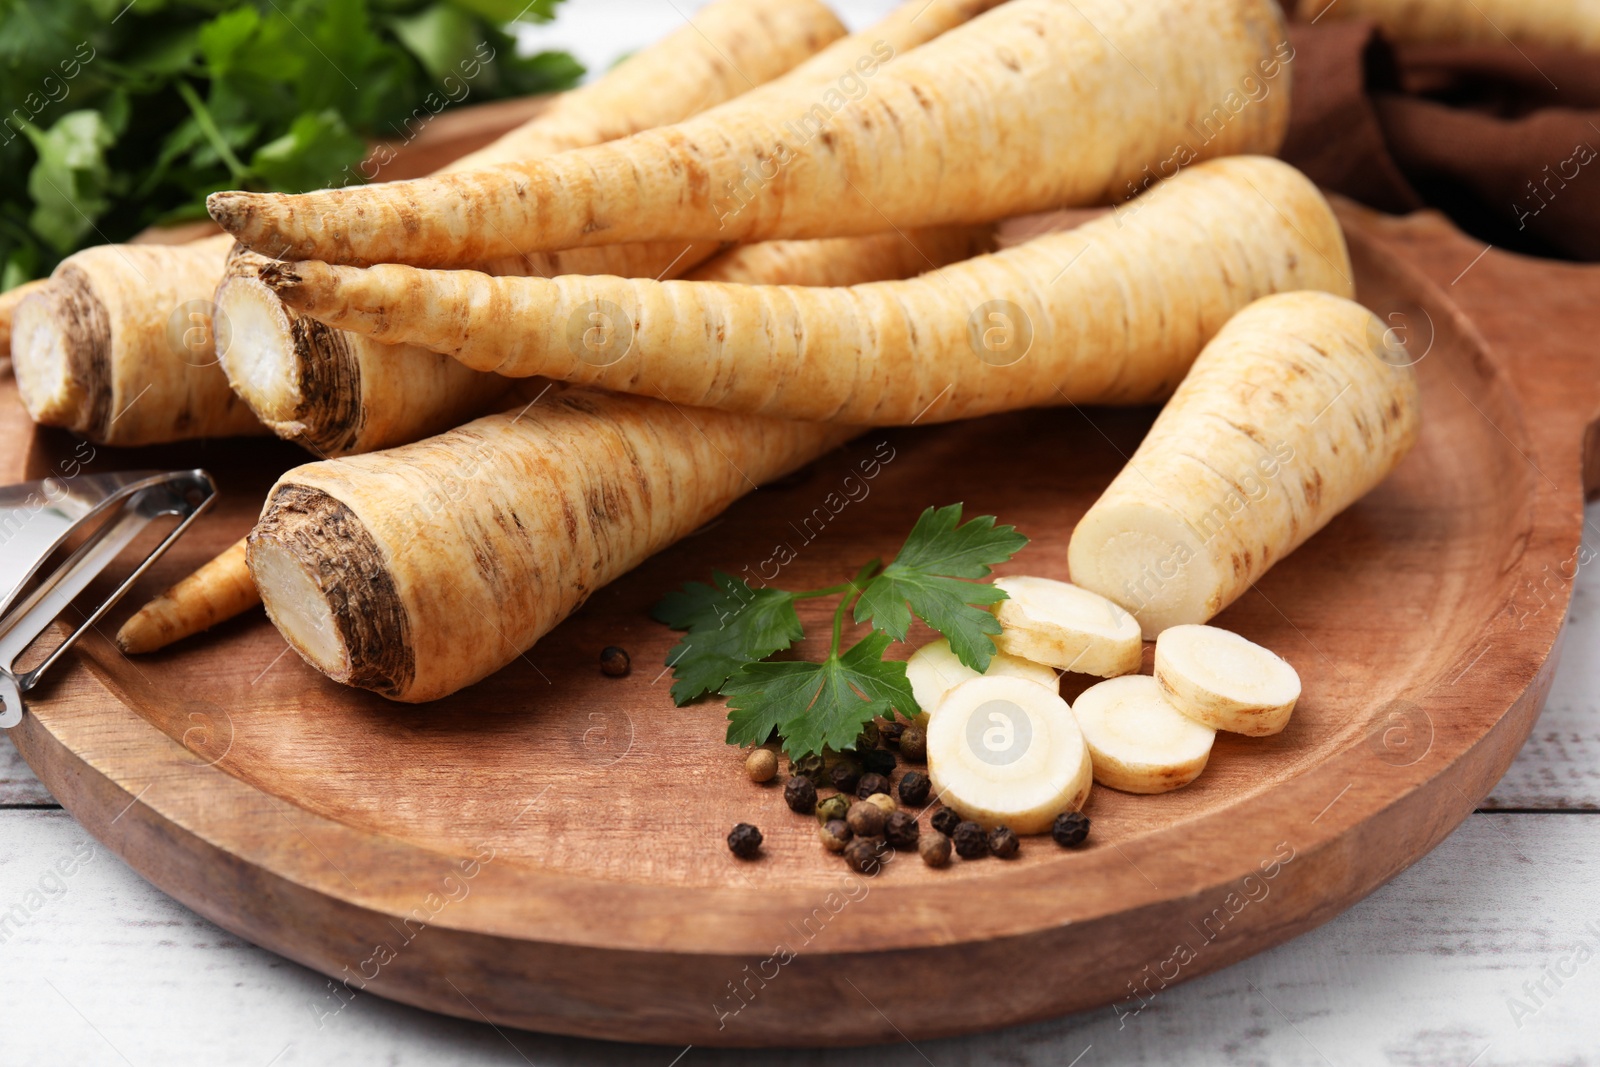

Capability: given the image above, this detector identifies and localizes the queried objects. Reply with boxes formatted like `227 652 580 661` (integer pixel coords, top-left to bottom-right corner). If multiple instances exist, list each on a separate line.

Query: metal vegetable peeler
0 470 216 729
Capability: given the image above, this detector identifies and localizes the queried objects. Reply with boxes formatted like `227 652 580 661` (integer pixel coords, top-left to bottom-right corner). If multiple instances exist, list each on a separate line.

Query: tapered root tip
207 192 283 256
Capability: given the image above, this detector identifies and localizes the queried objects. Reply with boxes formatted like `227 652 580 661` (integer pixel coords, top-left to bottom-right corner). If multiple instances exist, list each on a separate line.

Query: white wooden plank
0 739 53 806
0 809 1595 1065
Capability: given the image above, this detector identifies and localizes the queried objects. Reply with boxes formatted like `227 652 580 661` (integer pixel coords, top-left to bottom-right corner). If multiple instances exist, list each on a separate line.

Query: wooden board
4 203 1599 1047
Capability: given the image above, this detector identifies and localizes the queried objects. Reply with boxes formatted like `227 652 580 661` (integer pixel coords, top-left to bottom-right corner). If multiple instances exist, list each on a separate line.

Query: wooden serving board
4 203 1597 1047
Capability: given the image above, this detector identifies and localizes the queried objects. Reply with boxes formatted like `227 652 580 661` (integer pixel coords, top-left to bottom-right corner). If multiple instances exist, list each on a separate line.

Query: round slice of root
1154 624 1300 736
906 637 1059 723
925 675 1091 834
992 575 1142 677
1071 675 1216 794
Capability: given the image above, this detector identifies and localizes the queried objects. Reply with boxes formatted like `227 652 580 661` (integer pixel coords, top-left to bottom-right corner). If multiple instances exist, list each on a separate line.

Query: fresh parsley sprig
652 504 1027 759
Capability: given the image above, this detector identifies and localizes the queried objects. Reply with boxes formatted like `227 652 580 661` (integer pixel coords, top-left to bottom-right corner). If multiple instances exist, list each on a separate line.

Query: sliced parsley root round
656 504 1028 759
257 157 1350 425
248 390 851 703
905 638 1058 726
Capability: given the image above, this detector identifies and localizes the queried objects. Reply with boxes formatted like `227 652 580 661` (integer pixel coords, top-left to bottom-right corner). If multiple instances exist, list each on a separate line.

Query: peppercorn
857 772 891 799
745 748 778 783
1052 811 1091 848
919 832 951 868
815 794 851 825
988 825 1020 859
819 819 853 852
898 770 931 807
880 721 906 747
843 837 884 874
899 725 928 762
789 753 825 780
784 775 818 815
861 747 896 775
952 820 987 859
599 646 631 677
727 823 762 859
846 800 887 837
884 810 920 849
931 808 962 837
866 792 896 816
856 721 881 749
829 761 862 795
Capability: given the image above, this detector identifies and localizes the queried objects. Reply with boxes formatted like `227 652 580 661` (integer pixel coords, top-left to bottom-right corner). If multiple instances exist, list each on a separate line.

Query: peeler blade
0 470 216 729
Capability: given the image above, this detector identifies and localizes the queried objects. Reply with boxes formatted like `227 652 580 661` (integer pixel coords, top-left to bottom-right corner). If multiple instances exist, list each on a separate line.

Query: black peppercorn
829 761 862 795
843 837 884 874
727 823 762 858
931 808 962 837
1052 811 1091 848
846 800 887 837
789 753 825 780
815 794 851 825
898 770 931 807
880 721 906 747
884 810 920 849
899 725 928 762
987 825 1020 859
819 819 853 852
861 747 896 775
784 775 818 814
857 772 891 799
952 820 987 859
856 721 881 749
919 832 951 868
599 646 631 677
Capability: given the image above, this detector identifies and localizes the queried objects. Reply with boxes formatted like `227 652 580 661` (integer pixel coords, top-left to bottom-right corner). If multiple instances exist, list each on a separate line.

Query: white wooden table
4 3 1598 1062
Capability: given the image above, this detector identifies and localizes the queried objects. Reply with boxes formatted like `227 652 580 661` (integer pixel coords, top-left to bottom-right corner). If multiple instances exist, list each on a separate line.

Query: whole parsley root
258 157 1350 425
213 0 849 460
246 390 850 702
654 504 1027 760
210 0 1290 267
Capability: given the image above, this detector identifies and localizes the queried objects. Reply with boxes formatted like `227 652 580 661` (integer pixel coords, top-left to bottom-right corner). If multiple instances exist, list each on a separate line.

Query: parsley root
114 538 259 655
1315 0 1600 51
1067 291 1421 637
246 391 851 702
263 156 1350 425
209 0 1293 267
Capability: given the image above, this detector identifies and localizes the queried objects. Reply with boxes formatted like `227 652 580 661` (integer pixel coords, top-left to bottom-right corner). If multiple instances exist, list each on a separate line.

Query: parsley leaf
652 572 801 705
722 632 916 758
854 504 1028 672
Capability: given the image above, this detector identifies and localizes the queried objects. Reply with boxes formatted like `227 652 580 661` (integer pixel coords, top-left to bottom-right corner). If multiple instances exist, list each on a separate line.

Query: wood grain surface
2 203 1598 1045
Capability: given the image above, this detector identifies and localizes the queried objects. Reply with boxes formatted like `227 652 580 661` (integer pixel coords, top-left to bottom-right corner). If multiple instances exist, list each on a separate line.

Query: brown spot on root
290 315 365 454
254 484 414 696
259 261 304 298
53 265 113 439
1302 469 1324 508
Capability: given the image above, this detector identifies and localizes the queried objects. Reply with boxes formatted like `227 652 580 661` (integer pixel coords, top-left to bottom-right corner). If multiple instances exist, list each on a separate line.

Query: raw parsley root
654 504 1026 759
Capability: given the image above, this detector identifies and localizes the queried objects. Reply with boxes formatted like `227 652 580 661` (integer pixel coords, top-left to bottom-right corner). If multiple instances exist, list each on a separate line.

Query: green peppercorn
784 775 818 814
952 820 987 859
843 837 884 874
727 823 762 859
790 753 825 780
988 825 1020 859
898 770 931 807
861 747 896 775
856 721 881 749
919 832 951 868
815 794 851 825
884 810 920 849
745 748 778 783
846 800 887 837
829 761 862 795
1052 811 1090 847
599 646 631 677
880 721 906 748
931 808 962 837
819 819 853 852
899 725 928 762
857 772 891 799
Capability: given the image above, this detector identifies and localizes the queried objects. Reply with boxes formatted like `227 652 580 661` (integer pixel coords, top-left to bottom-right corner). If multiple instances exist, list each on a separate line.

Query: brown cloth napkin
1279 20 1600 261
